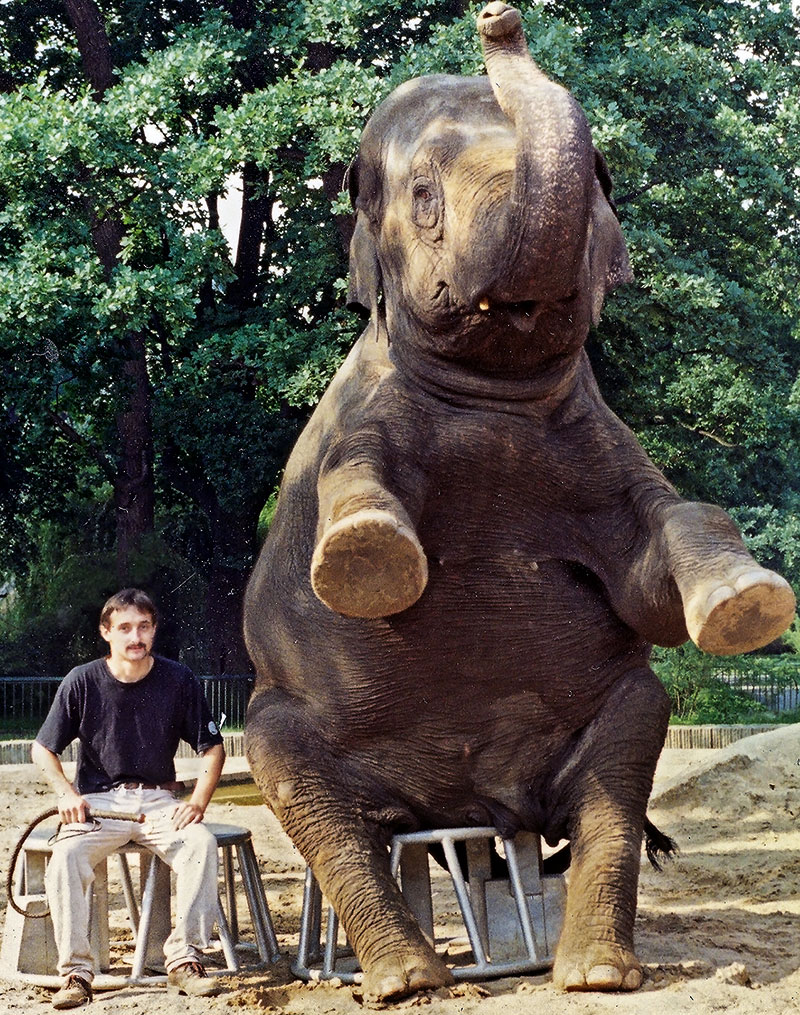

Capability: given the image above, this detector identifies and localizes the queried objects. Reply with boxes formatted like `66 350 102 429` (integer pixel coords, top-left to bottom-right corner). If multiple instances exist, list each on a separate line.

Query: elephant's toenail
623 968 643 989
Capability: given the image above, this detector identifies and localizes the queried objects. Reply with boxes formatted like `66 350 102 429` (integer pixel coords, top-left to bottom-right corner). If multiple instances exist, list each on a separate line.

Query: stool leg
142 852 171 972
503 837 541 961
442 836 489 966
117 853 140 938
214 897 240 972
130 854 160 980
222 845 238 943
322 904 339 976
130 854 170 979
237 841 280 963
295 868 322 974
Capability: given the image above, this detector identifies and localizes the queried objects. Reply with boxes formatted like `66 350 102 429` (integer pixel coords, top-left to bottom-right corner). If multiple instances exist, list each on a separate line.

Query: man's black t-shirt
36 655 224 793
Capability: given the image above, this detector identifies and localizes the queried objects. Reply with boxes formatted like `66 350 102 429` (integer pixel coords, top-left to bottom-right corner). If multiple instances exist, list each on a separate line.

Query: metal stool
293 826 565 983
0 821 280 986
125 822 281 979
204 823 282 970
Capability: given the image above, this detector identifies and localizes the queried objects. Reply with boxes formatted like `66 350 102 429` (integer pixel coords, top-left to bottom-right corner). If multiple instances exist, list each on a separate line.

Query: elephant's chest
415 409 621 565
386 410 641 678
388 552 629 688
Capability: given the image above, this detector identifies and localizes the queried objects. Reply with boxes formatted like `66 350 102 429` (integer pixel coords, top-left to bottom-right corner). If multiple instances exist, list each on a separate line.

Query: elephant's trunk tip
477 3 522 41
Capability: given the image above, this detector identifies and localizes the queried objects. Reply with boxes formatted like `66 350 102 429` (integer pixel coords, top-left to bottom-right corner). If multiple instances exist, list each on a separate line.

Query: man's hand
32 740 90 823
171 801 205 829
58 788 89 825
169 742 225 830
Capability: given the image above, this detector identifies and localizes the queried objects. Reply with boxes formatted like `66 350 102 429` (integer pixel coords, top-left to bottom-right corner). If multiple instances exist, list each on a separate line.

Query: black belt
114 781 185 793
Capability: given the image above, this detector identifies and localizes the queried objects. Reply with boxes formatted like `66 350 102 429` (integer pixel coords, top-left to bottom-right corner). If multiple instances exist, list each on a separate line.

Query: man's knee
44 841 97 902
178 823 218 867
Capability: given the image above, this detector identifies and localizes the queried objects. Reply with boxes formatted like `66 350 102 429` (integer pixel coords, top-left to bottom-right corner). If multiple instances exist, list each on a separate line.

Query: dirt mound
652 724 800 826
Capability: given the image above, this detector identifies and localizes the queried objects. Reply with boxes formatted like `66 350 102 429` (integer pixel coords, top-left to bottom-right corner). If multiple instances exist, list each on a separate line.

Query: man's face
100 606 156 664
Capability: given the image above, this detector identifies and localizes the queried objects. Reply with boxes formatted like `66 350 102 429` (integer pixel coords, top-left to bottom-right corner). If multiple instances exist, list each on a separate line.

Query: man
31 588 227 1010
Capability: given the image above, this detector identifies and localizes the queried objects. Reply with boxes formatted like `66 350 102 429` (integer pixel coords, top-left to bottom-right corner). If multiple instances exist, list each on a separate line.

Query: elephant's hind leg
548 667 670 993
245 690 452 1001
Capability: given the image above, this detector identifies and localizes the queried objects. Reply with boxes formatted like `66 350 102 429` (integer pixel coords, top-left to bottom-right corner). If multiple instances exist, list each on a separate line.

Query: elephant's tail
541 816 678 876
643 816 678 871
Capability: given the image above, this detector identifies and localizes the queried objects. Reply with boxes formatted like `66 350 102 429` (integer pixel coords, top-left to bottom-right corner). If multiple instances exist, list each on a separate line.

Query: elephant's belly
392 551 638 681
248 528 651 831
263 554 647 818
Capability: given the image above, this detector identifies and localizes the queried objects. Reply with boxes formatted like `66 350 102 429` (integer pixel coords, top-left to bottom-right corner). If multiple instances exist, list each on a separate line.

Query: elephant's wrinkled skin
244 3 795 1002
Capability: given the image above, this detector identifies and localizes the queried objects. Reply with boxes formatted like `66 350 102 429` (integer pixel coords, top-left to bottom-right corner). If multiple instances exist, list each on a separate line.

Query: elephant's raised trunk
477 3 594 303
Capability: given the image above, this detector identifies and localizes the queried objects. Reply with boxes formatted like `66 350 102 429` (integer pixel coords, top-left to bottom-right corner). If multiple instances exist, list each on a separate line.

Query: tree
0 0 797 674
0 0 472 670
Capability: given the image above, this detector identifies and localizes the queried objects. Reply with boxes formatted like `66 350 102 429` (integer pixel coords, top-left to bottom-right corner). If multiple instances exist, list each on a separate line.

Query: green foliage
256 488 280 545
652 643 800 724
781 617 800 656
0 524 208 675
728 507 800 593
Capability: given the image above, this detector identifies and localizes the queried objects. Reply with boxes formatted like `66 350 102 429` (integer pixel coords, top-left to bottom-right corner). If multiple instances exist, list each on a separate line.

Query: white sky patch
218 173 243 252
217 174 287 265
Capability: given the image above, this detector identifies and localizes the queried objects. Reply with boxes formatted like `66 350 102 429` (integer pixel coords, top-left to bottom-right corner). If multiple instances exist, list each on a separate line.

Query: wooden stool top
20 822 253 854
204 823 253 846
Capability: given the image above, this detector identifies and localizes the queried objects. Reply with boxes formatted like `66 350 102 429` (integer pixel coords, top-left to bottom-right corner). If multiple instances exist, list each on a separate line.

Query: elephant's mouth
478 297 544 332
478 292 578 332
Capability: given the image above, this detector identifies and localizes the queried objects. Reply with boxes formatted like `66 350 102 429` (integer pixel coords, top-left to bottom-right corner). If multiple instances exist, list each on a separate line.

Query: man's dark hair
99 588 158 630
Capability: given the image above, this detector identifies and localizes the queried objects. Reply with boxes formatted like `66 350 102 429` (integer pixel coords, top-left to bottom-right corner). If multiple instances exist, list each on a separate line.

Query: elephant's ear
589 148 633 325
594 148 618 216
345 156 383 322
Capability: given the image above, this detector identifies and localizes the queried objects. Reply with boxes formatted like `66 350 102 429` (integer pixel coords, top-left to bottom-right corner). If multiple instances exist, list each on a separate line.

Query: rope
6 807 144 918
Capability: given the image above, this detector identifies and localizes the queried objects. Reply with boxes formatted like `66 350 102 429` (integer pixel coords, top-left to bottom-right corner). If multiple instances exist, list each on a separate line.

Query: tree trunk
115 331 155 580
160 440 258 673
228 161 273 307
62 0 114 96
64 0 155 579
205 506 259 673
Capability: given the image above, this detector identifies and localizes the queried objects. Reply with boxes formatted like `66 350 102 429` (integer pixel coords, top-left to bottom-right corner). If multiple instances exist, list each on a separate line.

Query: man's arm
171 742 226 830
31 740 89 824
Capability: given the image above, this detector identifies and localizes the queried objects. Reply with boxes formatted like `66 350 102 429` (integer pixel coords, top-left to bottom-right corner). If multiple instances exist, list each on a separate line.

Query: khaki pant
45 786 218 982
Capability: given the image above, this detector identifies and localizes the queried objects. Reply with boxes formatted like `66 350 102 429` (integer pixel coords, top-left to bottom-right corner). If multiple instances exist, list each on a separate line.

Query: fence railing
200 675 255 729
3 658 799 737
714 658 800 714
0 674 254 735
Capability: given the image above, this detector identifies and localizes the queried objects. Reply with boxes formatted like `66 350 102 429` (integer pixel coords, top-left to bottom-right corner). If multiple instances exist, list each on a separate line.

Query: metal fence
200 675 255 729
716 660 800 714
3 658 799 737
0 674 254 735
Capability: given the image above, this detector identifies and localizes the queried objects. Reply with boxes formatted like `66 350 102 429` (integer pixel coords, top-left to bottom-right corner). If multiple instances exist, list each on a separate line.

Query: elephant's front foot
553 941 642 993
684 564 795 656
311 508 428 618
361 949 454 1003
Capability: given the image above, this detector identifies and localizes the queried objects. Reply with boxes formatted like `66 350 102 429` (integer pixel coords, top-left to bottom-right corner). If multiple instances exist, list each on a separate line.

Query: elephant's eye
411 177 441 233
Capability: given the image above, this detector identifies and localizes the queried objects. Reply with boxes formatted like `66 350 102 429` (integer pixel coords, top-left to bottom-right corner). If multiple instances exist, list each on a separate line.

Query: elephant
243 2 795 1002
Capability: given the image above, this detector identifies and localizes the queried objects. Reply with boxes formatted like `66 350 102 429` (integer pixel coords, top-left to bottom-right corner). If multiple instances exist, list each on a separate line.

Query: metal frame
293 826 563 983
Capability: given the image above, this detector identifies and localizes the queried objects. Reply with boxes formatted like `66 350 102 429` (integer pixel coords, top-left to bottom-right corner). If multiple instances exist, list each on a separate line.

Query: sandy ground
0 725 799 1014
